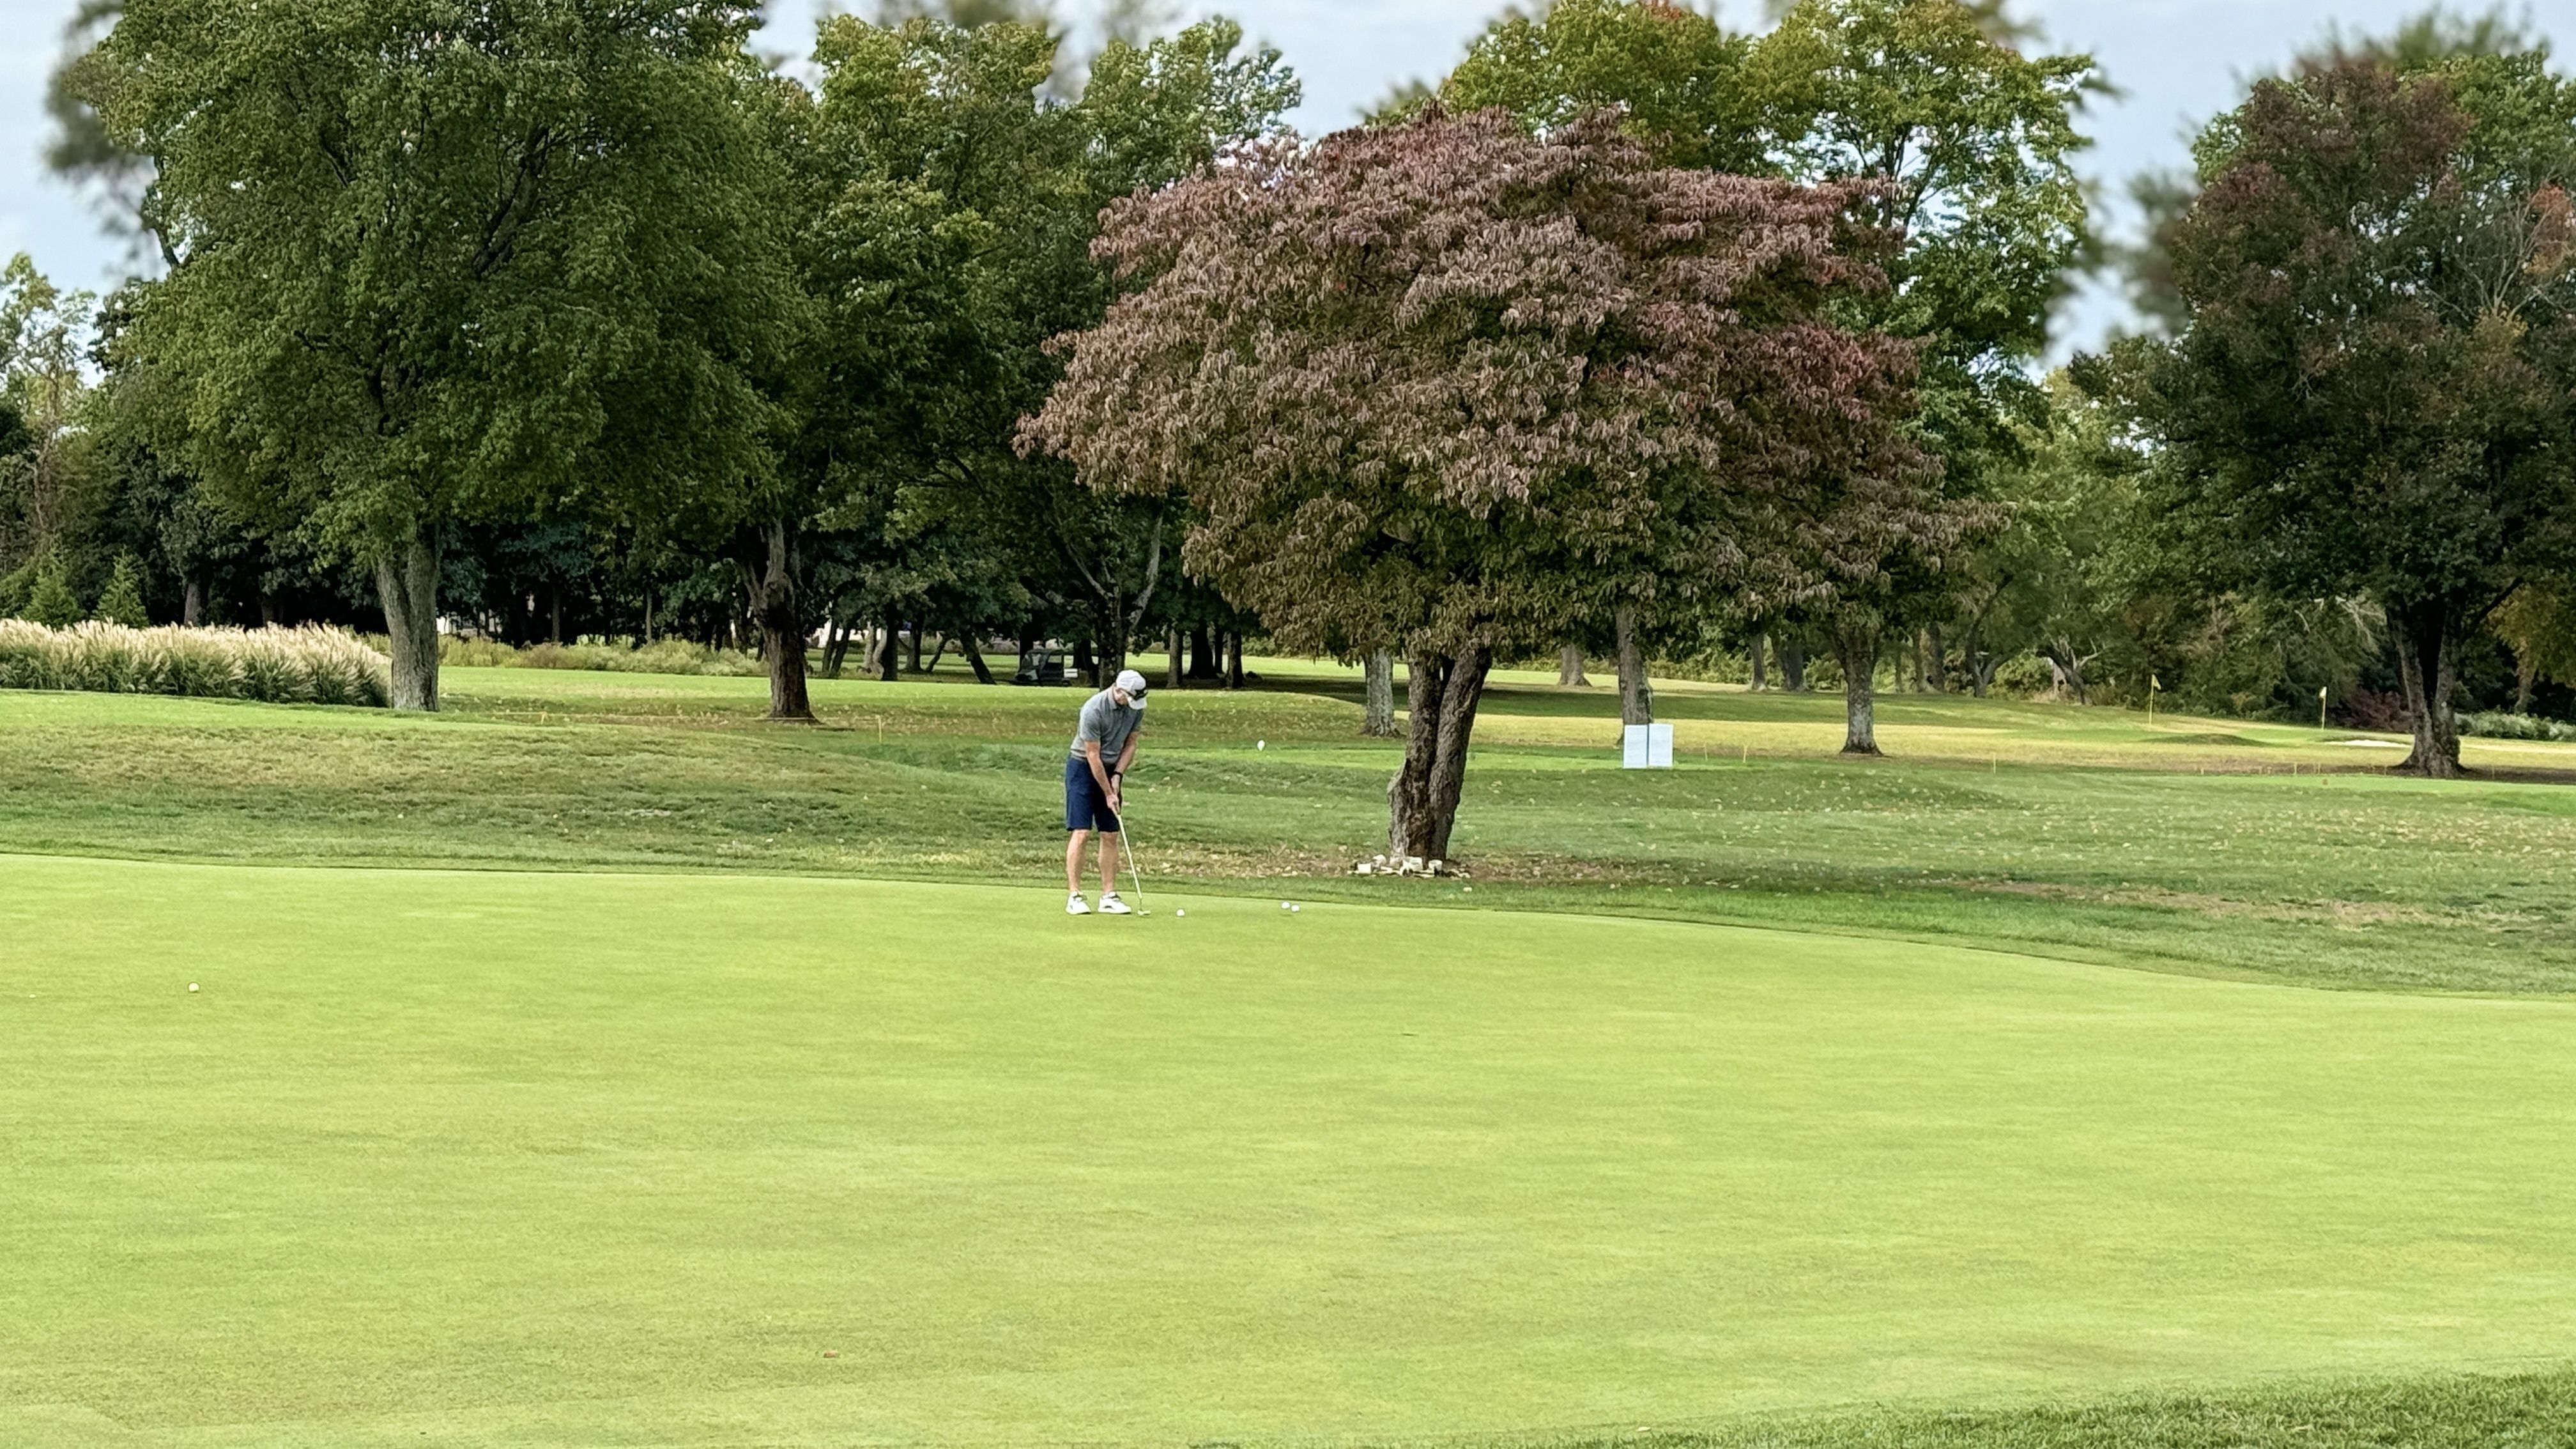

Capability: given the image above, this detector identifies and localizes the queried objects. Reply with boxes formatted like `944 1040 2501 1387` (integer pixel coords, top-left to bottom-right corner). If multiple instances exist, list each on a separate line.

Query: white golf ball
1289 904 1301 913
187 983 199 992
1281 901 1293 910
1174 908 1186 917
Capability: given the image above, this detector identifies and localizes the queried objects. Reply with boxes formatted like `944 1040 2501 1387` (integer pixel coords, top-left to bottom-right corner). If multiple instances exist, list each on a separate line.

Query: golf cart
1011 646 1071 686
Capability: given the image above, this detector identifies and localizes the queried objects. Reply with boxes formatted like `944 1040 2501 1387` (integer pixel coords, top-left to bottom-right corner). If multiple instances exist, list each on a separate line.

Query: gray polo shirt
1069 687 1146 763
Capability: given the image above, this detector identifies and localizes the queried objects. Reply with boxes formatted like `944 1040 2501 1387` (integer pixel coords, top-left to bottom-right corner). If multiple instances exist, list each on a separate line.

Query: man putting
1065 666 1149 916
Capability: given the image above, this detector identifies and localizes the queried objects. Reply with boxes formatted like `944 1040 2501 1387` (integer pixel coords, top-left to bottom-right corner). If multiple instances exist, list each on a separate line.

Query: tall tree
1747 0 2094 751
762 14 1295 714
2101 57 2576 775
1429 0 1763 172
1429 0 2087 746
1026 110 1923 859
88 0 787 709
0 256 103 592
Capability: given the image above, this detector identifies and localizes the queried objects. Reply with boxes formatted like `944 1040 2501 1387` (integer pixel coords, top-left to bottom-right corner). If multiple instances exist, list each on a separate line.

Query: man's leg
1066 829 1091 894
1098 831 1120 896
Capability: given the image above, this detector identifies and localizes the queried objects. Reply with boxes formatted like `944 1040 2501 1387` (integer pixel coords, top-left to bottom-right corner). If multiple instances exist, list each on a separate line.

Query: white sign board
1621 723 1674 769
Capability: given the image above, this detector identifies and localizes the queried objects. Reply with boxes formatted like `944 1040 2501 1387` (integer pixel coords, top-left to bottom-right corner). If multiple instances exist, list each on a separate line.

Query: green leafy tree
1027 110 1926 859
2493 578 2576 712
20 551 82 627
1430 0 1763 173
93 553 148 627
758 12 1294 717
1748 0 2095 751
2103 57 2576 775
43 1 167 267
88 0 790 710
0 256 105 596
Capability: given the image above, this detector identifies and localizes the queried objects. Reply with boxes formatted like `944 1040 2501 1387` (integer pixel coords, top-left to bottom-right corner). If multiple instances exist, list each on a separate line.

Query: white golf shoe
1066 893 1091 915
1096 894 1134 915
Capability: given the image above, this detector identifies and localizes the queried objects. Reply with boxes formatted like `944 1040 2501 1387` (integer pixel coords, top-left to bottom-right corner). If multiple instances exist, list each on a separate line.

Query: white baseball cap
1114 668 1149 705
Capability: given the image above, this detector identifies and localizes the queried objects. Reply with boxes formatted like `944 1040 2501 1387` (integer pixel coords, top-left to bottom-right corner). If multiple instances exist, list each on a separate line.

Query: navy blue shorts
1064 756 1121 833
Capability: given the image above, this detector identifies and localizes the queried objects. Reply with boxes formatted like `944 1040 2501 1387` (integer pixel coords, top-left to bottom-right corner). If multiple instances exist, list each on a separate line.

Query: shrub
94 556 150 628
20 555 82 628
0 621 390 706
1991 653 2057 697
438 636 767 677
2461 710 2576 742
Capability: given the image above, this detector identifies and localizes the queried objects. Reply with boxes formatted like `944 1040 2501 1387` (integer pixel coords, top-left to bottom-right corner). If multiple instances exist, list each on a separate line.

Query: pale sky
3 0 2568 353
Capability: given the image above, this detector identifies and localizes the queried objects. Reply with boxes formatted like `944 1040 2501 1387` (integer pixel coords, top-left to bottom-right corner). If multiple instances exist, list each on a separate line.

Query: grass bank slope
4 664 2573 993
6 855 2574 1446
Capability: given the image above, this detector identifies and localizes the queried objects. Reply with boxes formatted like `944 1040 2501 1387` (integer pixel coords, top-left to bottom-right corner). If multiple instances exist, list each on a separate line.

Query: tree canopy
88 0 790 708
2096 56 2576 775
1026 109 1925 856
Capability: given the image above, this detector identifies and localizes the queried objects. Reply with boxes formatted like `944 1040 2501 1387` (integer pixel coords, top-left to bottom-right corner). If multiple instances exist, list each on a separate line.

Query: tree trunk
548 583 563 645
1557 644 1590 687
375 522 441 712
642 585 654 645
1748 630 1767 692
1188 624 1218 679
2041 641 2089 705
1073 638 1098 688
823 619 851 679
1780 639 1807 692
878 607 901 684
908 625 923 675
732 520 811 721
1614 604 1652 725
1363 648 1397 736
1165 624 1184 690
2515 650 2536 716
1092 610 1128 682
1387 641 1491 861
1225 631 1244 689
182 576 204 627
2389 604 2464 778
963 633 996 684
259 590 280 628
1926 625 1947 693
1832 621 1880 756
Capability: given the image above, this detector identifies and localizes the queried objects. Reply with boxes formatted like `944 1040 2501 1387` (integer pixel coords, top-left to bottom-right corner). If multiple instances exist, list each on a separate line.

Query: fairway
8 853 2575 1447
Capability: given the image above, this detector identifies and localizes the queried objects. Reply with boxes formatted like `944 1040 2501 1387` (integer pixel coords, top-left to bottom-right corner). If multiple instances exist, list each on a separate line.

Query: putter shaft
1117 809 1149 914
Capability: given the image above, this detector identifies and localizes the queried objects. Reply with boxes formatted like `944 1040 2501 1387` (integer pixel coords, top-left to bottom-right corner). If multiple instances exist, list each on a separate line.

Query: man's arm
1085 739 1114 797
1108 731 1142 808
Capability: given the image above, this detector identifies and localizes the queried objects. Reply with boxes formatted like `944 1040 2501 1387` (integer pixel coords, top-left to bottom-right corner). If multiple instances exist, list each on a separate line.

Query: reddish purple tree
1025 108 1929 859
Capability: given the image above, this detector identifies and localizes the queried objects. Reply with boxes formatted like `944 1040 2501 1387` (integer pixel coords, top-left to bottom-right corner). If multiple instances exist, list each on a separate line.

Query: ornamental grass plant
438 636 767 676
0 620 389 706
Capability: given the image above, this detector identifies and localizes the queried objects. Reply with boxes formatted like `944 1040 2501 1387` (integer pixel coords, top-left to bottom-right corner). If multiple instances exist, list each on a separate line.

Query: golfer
1066 667 1149 915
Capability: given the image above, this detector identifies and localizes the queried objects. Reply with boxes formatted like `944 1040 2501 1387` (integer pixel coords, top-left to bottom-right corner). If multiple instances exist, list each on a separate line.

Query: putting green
4 854 2573 1448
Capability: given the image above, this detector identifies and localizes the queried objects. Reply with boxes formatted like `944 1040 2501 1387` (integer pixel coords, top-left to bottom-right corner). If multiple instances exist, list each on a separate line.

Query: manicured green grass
4 660 2573 993
8 854 2576 1448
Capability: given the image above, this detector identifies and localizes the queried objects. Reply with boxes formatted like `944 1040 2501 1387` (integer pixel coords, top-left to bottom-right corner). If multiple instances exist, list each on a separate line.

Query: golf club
1117 799 1152 916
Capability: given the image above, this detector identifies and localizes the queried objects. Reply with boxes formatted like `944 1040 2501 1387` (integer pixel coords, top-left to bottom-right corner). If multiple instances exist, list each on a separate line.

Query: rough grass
8 856 2576 1448
1516 1370 2576 1448
3 658 2572 994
